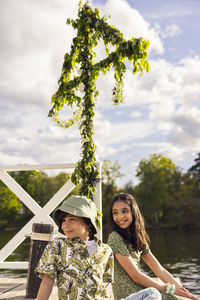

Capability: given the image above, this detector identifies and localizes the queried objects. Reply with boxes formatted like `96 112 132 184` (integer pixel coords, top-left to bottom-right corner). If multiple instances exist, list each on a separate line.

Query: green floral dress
108 231 179 300
36 237 114 300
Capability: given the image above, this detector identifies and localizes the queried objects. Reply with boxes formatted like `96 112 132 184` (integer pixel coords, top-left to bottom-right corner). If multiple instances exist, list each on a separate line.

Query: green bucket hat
53 195 102 234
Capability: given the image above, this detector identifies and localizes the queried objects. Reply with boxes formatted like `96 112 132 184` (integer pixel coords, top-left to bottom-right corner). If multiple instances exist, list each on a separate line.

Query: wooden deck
0 277 57 300
0 277 114 299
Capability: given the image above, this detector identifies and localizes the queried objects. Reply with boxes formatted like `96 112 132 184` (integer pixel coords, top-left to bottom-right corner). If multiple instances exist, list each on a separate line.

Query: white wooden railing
0 163 102 269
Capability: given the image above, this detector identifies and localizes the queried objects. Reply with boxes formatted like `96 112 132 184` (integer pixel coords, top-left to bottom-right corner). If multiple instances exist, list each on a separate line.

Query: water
0 231 29 278
0 229 200 296
143 229 200 297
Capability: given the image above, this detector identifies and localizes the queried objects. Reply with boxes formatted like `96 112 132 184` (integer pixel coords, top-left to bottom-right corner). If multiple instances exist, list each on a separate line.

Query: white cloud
93 52 200 184
162 24 182 39
0 0 79 106
169 108 200 146
0 122 81 166
145 3 200 21
95 118 155 146
0 151 37 166
121 57 200 119
99 0 164 54
153 23 182 39
129 111 143 118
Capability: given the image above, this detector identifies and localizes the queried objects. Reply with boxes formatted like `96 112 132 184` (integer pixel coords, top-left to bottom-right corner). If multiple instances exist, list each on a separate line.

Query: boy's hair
83 217 97 240
110 193 150 251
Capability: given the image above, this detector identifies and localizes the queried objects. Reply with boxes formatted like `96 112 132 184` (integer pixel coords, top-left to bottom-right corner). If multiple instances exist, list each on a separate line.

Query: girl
108 193 199 300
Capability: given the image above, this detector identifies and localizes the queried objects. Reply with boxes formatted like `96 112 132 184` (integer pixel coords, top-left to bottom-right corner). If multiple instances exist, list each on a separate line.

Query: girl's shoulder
108 231 124 243
107 231 130 256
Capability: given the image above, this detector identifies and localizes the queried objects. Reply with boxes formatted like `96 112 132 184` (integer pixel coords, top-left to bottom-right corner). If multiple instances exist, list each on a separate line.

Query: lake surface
0 229 200 296
143 229 200 297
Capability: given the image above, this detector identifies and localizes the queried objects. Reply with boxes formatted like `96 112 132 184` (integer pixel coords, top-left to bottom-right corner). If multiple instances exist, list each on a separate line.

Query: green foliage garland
48 1 150 199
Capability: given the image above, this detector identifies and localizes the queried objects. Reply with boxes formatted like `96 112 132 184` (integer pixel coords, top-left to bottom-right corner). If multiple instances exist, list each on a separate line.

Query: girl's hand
175 286 199 300
190 296 200 300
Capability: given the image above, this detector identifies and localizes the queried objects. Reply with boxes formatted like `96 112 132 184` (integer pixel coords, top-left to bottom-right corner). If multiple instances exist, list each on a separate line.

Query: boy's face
61 214 90 241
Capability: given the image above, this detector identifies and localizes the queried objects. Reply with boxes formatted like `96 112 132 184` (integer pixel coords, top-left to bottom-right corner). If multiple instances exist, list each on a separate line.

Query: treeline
102 153 200 240
0 153 200 239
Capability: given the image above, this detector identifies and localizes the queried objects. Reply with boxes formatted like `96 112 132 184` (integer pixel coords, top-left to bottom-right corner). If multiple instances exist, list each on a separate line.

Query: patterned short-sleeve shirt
36 237 114 300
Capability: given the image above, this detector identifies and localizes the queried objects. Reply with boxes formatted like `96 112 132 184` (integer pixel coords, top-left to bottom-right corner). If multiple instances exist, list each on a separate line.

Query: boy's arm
36 274 54 300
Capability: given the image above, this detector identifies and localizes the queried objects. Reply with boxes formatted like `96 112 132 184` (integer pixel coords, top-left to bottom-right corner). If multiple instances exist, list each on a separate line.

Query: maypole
49 1 150 202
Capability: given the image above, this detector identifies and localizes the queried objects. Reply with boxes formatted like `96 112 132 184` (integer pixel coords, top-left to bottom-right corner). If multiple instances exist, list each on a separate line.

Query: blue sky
0 0 200 187
132 0 200 62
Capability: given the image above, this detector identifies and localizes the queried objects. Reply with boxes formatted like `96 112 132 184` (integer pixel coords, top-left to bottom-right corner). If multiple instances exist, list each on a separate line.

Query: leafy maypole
49 0 150 199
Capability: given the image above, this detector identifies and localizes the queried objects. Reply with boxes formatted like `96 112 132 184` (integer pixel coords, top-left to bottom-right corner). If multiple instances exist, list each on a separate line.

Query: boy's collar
66 236 101 245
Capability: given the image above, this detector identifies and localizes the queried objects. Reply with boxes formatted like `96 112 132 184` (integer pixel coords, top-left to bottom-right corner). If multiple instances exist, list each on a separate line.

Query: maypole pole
48 1 150 209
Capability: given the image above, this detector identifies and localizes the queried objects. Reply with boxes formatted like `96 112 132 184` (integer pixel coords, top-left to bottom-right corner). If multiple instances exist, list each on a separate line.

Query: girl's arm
142 251 199 300
115 252 199 299
115 252 166 292
36 274 54 300
142 251 181 286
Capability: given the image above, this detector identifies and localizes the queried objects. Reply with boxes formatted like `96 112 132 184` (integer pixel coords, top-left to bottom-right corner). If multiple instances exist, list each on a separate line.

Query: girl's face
61 214 90 241
112 200 133 230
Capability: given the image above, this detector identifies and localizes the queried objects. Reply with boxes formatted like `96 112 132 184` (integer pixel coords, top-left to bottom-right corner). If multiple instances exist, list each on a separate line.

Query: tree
188 153 200 196
188 152 200 178
0 182 20 227
101 160 124 186
48 1 150 199
10 170 42 219
162 171 200 229
135 154 178 225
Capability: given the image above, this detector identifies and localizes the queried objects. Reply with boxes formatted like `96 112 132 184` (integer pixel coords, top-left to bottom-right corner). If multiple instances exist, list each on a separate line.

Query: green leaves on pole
48 1 150 199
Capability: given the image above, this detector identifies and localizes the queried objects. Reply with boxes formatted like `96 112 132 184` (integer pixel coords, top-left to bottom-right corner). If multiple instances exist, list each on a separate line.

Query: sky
0 0 200 187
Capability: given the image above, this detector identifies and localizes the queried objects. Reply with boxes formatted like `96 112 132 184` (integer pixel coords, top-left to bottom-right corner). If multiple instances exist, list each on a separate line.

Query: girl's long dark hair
110 193 150 251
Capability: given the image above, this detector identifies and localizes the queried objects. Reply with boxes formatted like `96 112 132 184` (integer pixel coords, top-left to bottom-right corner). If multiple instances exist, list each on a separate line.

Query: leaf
144 60 150 72
66 18 71 25
133 63 138 75
142 40 150 51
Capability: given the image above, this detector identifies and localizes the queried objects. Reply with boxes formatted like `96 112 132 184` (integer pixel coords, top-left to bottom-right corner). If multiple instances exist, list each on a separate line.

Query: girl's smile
112 200 133 229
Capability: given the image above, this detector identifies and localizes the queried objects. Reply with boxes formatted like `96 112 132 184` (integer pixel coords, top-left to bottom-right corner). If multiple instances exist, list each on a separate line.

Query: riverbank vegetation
0 153 199 237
